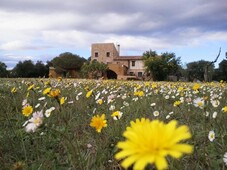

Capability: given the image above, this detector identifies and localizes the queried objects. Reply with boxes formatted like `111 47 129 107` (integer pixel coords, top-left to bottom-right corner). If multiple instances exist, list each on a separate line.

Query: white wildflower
208 130 215 142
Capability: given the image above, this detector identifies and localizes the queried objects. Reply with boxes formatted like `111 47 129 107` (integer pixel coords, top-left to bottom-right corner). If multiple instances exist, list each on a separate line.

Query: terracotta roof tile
114 56 143 60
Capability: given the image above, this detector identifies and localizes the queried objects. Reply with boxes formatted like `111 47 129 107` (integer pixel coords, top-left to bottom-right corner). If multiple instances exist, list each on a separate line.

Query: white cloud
0 0 226 69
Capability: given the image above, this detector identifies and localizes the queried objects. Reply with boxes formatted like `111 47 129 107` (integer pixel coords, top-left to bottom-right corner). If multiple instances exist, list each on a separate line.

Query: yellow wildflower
193 83 200 91
49 89 61 98
22 105 33 117
97 99 103 105
134 91 144 97
152 83 157 89
177 86 184 92
44 81 50 86
90 114 107 133
86 90 93 98
43 87 51 95
26 92 29 98
60 97 65 105
222 106 227 113
111 111 123 120
11 87 17 93
173 100 181 107
115 118 193 170
145 82 150 87
27 84 34 91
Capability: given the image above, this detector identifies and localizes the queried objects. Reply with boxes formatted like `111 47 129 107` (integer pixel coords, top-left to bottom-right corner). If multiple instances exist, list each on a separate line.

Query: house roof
114 56 143 60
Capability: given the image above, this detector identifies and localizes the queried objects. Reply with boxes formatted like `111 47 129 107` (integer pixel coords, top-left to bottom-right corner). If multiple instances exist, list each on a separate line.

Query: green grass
0 78 227 170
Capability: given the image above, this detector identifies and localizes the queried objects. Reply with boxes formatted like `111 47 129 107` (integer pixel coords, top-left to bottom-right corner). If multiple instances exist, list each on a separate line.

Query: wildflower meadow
1 78 227 170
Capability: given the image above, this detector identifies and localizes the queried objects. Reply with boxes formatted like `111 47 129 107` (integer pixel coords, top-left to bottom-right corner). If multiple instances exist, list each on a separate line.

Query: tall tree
214 59 227 81
143 50 181 81
51 52 86 70
0 61 8 77
12 60 35 77
34 61 49 77
186 60 214 81
80 60 108 79
11 60 49 78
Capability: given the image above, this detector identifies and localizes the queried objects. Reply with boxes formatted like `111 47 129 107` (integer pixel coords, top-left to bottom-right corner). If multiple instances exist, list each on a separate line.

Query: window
106 52 110 57
129 72 134 76
138 72 143 77
131 61 135 67
95 52 98 57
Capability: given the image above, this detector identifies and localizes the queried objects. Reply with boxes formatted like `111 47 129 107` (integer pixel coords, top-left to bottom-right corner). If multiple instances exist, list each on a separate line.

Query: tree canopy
186 60 214 81
80 60 108 79
143 50 181 81
51 52 87 72
213 59 227 81
0 61 8 77
12 60 48 78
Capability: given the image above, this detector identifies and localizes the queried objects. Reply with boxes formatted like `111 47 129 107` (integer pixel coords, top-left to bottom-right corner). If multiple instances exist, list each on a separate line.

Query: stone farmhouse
49 43 146 79
91 43 145 80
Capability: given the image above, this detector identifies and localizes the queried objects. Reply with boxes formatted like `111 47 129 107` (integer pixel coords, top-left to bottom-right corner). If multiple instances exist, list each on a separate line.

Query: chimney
117 44 120 56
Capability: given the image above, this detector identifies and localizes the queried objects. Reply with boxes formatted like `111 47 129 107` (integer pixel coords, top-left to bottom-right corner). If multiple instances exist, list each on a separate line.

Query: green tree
143 50 181 81
11 60 49 78
51 52 87 76
186 60 214 81
218 59 227 80
12 60 35 77
213 59 227 81
80 60 108 79
0 62 8 77
34 61 49 77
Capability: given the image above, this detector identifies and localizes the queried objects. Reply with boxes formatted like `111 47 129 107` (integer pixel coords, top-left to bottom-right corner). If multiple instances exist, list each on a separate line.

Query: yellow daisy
173 100 181 107
115 118 193 170
49 89 61 98
111 111 123 120
22 105 33 117
60 97 65 105
192 83 200 91
90 114 107 133
27 84 34 91
11 87 17 93
43 87 51 95
86 90 93 98
222 106 227 112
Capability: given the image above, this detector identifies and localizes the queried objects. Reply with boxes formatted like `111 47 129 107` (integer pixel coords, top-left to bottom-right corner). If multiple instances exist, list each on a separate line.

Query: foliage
80 60 108 79
186 60 214 81
143 50 181 81
0 61 8 77
34 61 49 77
11 60 49 78
51 52 87 73
213 59 227 81
1 78 227 169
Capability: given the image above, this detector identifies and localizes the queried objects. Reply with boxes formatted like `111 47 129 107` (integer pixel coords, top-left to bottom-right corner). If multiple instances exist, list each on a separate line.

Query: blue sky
0 0 227 69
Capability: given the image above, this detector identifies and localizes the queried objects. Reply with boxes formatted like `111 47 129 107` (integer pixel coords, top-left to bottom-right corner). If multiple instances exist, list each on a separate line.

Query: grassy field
1 78 227 170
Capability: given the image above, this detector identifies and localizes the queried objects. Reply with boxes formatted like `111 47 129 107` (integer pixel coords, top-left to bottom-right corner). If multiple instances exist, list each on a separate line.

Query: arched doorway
106 69 117 79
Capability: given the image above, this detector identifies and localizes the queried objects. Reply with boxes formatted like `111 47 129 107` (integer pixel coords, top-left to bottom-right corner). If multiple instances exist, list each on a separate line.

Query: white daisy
24 110 43 133
208 130 215 142
193 97 205 109
153 110 160 117
44 107 55 117
223 152 227 166
212 112 218 119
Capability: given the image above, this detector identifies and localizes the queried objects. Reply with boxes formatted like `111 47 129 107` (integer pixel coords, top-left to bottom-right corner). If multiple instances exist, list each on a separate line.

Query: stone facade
91 43 145 80
49 43 146 79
